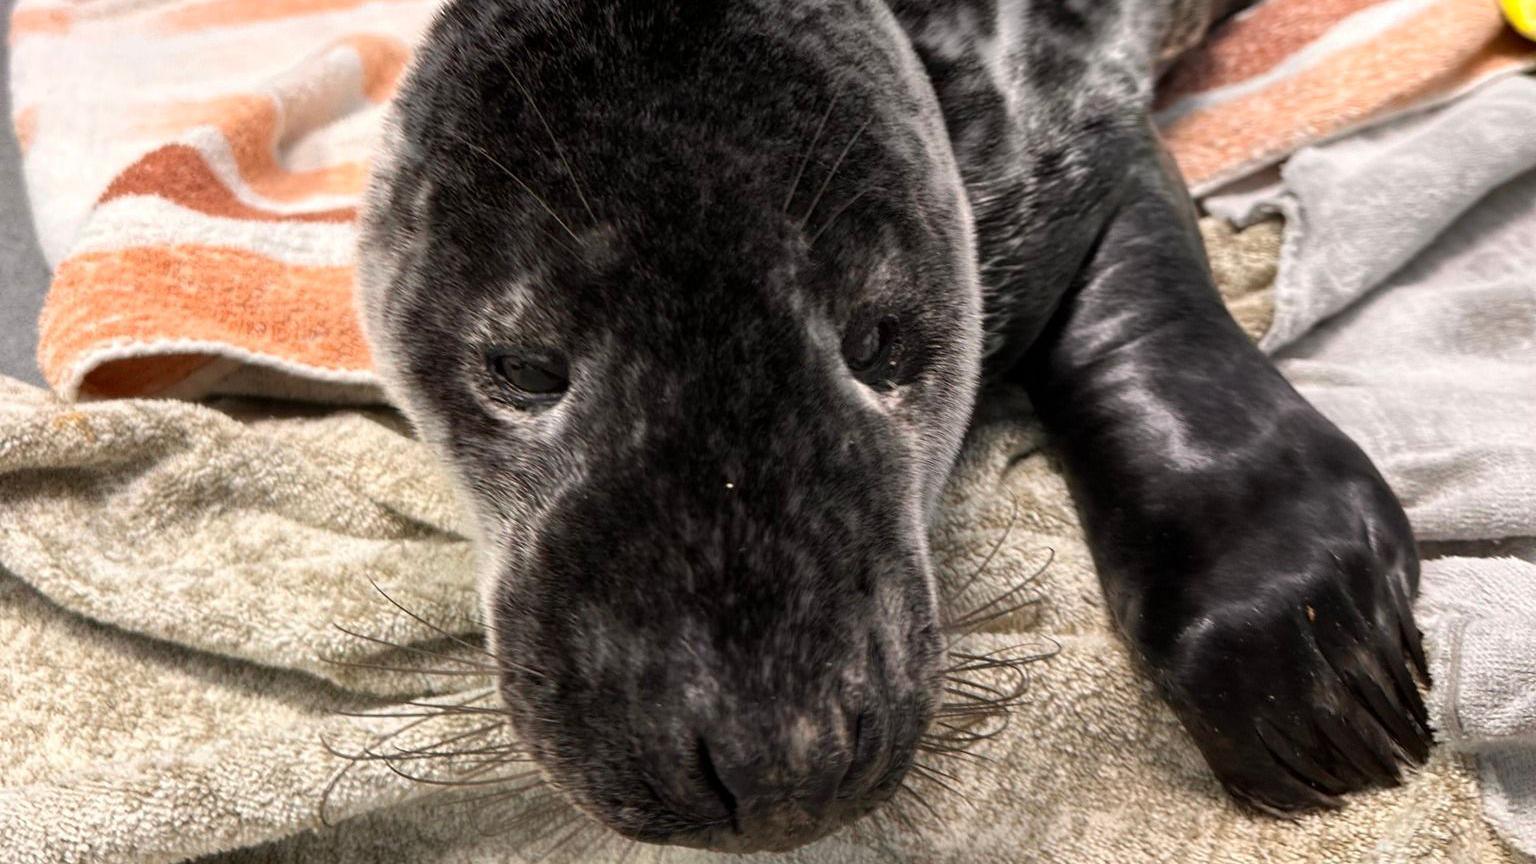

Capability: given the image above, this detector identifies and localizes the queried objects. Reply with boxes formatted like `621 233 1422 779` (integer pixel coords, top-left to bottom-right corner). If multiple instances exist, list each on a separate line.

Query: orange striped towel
10 0 1534 401
11 0 442 400
1159 0 1536 194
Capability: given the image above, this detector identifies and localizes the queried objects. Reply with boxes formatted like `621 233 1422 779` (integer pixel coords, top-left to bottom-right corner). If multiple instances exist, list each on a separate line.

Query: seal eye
843 316 899 388
489 352 569 404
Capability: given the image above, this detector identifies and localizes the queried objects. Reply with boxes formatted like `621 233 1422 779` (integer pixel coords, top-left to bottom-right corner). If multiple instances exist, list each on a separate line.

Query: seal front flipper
1010 133 1432 812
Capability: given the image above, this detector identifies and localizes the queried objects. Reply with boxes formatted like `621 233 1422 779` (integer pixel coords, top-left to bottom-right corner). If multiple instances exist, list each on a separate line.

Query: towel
1157 0 1536 195
0 215 1525 859
1206 72 1536 856
9 0 436 401
1421 555 1536 859
9 0 1534 402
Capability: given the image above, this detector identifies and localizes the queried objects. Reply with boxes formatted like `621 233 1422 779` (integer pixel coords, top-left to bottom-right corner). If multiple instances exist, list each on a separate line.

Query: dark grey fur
359 0 1429 853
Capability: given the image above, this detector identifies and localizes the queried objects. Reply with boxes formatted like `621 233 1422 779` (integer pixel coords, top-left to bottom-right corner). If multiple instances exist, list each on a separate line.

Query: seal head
358 0 980 851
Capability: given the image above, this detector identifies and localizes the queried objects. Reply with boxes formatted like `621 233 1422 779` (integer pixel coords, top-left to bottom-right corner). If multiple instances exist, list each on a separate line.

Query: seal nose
664 703 890 853
697 731 847 849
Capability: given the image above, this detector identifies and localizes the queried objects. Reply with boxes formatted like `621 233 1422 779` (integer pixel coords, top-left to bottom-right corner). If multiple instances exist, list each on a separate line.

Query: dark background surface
1 0 54 387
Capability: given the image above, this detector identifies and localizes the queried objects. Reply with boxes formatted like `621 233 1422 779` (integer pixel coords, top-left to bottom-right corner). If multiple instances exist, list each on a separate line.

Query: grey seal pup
358 0 1430 853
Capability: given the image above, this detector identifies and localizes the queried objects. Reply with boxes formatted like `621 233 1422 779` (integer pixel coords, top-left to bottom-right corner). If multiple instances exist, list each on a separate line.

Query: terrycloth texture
1201 215 1281 344
1422 556 1536 750
2 217 1526 863
1207 72 1536 856
11 0 1533 401
1157 0 1536 195
8 0 438 400
1420 556 1536 857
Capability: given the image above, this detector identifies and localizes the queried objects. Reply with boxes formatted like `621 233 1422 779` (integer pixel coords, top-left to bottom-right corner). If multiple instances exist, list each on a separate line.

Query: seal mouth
664 819 831 854
637 775 902 854
662 817 834 854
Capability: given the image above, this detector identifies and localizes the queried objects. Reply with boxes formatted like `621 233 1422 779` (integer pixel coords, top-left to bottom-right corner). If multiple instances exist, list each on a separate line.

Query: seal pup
358 0 1430 852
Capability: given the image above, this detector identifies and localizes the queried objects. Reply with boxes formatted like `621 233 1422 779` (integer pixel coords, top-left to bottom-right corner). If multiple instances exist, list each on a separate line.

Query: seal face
359 0 979 850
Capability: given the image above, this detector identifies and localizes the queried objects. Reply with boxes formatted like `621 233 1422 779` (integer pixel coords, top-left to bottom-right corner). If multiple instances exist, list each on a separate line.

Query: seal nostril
843 708 881 796
695 736 740 833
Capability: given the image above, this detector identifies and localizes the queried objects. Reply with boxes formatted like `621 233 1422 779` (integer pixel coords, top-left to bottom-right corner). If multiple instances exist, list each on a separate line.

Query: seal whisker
454 783 560 825
450 134 583 247
365 736 528 765
943 673 1032 716
909 759 965 789
931 705 1015 723
938 692 1014 717
334 707 489 720
942 500 1022 603
476 794 572 838
432 777 553 815
942 550 1053 638
385 699 520 718
944 646 1058 679
372 736 528 760
357 735 513 775
317 687 501 825
343 721 505 761
936 680 1023 705
906 772 973 812
362 581 546 680
915 744 991 766
526 814 601 863
363 579 497 658
927 717 1004 739
915 719 1001 747
319 657 499 678
338 701 510 721
945 674 1017 701
551 822 613 864
894 782 942 823
365 752 534 770
944 641 1052 672
383 759 542 788
922 715 1012 747
808 182 881 247
330 623 503 671
783 89 841 214
494 54 599 225
931 684 1028 718
512 810 587 853
799 115 873 229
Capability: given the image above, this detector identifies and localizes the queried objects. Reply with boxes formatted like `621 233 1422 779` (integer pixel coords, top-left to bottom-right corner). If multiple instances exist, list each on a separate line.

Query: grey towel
1209 73 1536 857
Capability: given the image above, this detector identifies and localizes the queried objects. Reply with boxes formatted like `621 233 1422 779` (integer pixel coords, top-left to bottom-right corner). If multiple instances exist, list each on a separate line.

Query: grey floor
1 0 53 387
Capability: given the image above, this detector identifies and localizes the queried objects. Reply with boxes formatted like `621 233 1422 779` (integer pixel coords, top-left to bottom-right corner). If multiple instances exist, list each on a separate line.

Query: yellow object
1506 0 1536 40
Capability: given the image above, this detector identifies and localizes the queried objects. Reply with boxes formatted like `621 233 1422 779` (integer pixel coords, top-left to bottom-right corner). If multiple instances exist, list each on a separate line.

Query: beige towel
0 218 1519 863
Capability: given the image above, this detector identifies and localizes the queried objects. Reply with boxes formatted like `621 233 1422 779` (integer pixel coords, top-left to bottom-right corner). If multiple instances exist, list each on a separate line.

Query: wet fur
359 0 1430 851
